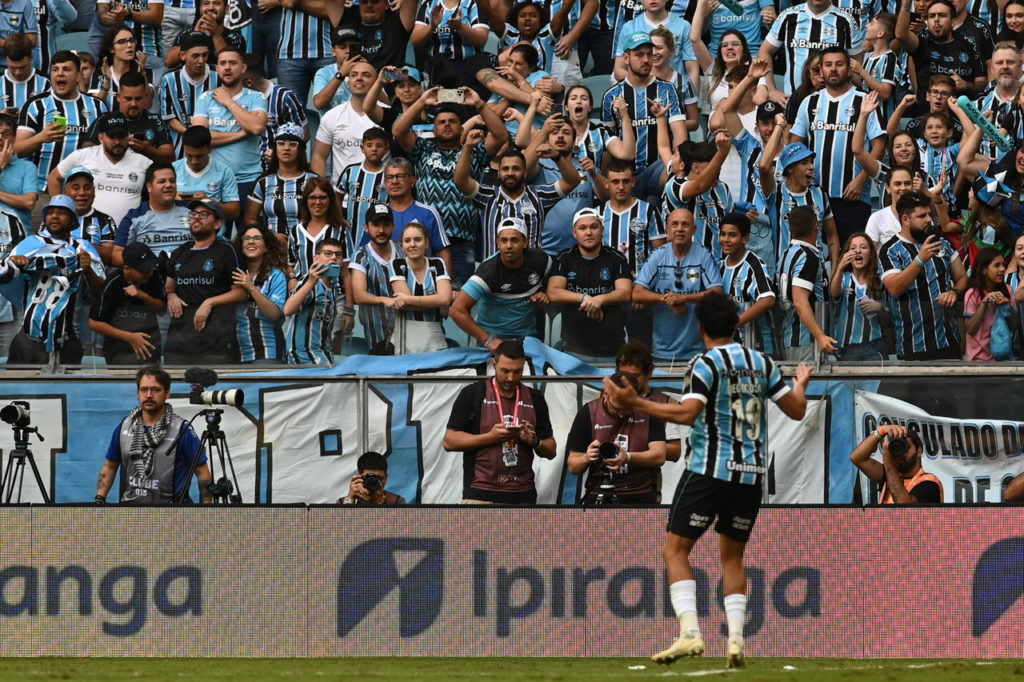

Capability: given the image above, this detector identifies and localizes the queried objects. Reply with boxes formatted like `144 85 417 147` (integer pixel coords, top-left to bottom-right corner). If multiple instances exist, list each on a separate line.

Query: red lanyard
492 378 520 426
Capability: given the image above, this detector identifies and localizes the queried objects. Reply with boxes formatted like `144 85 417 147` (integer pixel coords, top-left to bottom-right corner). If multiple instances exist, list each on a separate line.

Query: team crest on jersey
8 15 20 26
207 182 218 192
0 225 9 242
823 26 835 39
685 268 699 282
599 267 611 280
959 52 969 62
203 259 215 272
129 172 139 183
527 272 540 285
629 218 645 233
845 106 857 117
522 205 536 216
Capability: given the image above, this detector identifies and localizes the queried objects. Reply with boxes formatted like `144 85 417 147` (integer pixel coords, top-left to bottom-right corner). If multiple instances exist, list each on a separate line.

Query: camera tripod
176 409 242 505
2 424 49 504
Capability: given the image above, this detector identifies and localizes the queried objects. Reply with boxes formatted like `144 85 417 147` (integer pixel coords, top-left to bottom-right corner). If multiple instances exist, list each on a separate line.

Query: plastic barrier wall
0 507 1021 658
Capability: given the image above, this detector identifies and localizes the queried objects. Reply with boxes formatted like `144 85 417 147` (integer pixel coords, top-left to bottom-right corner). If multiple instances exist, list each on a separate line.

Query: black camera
185 367 245 407
0 401 30 428
362 472 383 493
888 437 909 457
598 442 619 460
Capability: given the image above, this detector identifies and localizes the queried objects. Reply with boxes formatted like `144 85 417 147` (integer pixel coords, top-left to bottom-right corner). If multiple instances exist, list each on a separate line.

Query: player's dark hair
182 125 212 149
136 366 171 391
605 158 635 176
696 291 739 339
895 190 932 218
234 223 287 279
301 177 344 225
615 340 654 375
315 237 344 254
722 212 751 237
119 70 147 89
357 451 388 473
928 0 956 16
363 127 387 143
969 247 1011 295
51 49 81 70
788 205 818 239
508 1 548 33
145 161 175 185
495 339 526 362
4 33 34 62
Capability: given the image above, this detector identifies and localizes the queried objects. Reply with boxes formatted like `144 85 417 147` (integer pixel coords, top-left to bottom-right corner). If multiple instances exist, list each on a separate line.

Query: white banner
853 390 1024 503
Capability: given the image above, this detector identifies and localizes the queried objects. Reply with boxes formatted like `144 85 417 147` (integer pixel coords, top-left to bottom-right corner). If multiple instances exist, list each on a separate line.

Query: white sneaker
727 640 745 669
651 634 705 664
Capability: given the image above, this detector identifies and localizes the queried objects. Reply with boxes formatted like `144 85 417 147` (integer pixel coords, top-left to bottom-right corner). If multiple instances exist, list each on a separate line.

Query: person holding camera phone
879 190 968 361
850 423 942 504
567 370 667 505
340 451 406 505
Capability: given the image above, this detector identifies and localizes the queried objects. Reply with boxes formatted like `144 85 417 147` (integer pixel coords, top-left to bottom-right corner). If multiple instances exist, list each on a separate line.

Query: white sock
669 580 699 637
723 593 747 645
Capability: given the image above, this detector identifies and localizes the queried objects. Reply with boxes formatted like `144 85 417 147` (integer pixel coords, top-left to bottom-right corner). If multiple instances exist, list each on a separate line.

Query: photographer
567 371 667 505
850 424 942 504
96 366 212 504
339 451 407 505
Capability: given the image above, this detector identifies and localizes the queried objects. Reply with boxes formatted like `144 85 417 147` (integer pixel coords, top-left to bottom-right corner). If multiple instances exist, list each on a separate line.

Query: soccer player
603 291 811 669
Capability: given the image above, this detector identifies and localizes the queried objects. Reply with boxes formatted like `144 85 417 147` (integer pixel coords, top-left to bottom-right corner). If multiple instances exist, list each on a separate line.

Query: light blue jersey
615 14 695 75
193 87 267 183
237 266 287 362
173 157 240 205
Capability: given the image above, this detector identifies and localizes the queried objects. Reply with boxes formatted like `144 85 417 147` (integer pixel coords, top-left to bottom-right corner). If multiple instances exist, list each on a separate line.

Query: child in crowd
964 247 1016 361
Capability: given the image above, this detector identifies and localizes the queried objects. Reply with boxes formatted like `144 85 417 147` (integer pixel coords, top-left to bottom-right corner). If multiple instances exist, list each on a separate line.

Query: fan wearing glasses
633 208 723 365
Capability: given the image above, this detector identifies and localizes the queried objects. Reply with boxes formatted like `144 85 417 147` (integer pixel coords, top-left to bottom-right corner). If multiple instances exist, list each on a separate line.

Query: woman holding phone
233 223 288 364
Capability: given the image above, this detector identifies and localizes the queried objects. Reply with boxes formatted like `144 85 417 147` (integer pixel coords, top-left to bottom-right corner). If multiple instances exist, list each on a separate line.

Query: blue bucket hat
42 194 80 227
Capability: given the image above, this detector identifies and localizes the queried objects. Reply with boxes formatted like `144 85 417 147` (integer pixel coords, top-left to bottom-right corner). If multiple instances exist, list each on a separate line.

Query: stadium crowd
0 0 1022 366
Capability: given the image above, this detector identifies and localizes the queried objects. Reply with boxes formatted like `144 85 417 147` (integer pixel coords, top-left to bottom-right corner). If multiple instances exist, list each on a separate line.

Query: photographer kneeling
340 452 407 505
567 371 667 505
850 425 942 504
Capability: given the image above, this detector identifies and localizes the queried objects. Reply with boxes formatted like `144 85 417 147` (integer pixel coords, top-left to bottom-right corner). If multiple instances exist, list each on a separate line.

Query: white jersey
865 207 901 247
56 146 152 224
315 102 387 184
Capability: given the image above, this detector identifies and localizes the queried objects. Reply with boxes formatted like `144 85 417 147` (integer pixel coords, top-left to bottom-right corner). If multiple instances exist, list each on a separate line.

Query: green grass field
0 658 1019 681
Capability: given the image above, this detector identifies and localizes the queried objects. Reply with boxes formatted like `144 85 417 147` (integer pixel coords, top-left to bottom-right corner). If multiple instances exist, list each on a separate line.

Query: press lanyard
493 378 520 426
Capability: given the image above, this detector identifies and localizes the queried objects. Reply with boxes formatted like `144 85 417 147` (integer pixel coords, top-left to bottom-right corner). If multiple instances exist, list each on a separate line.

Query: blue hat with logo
42 194 79 227
779 142 815 171
400 65 422 83
624 32 654 51
62 165 93 189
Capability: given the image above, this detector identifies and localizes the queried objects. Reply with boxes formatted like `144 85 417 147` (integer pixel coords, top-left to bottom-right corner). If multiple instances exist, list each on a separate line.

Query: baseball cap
756 100 782 122
778 142 815 171
96 113 130 137
188 197 224 220
331 26 359 45
42 195 80 227
623 32 654 51
122 241 159 274
366 202 394 223
496 216 527 238
62 165 93 189
399 65 422 83
275 122 304 142
572 207 602 225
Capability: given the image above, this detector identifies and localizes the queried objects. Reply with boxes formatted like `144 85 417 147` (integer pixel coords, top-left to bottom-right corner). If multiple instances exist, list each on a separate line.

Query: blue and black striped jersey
722 250 778 356
601 198 665 277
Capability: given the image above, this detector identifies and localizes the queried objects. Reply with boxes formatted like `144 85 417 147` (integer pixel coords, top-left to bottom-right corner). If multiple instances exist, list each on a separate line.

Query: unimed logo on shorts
972 537 1024 636
337 538 444 637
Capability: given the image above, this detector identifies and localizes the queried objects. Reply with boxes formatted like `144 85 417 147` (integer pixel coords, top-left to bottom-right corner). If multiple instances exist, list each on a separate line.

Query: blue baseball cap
400 65 422 83
42 194 79 227
62 165 93 189
779 142 815 171
623 32 654 51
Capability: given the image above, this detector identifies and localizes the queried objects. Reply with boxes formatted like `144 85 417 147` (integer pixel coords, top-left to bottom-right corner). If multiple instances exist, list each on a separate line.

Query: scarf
122 403 175 501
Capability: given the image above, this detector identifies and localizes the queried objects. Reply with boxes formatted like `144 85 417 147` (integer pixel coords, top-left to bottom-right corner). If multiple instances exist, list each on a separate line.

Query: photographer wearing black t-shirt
340 451 407 505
